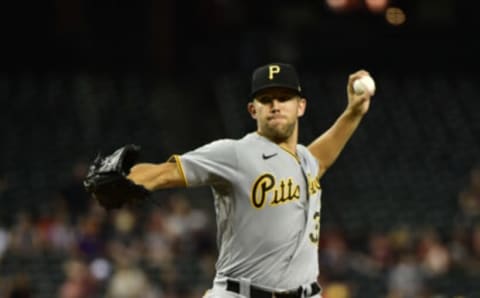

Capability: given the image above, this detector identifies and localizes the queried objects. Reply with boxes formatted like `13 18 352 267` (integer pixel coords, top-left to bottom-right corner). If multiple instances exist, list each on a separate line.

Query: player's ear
297 98 306 117
248 101 257 119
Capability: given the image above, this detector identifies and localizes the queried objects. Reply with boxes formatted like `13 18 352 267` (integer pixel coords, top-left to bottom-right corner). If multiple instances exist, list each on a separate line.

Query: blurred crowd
0 162 216 298
1 163 480 298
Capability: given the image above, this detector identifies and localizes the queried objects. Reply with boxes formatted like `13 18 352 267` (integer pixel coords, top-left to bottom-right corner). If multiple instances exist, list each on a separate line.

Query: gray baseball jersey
170 132 322 290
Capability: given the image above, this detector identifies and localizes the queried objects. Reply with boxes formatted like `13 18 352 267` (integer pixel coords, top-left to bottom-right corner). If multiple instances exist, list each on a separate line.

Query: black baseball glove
83 144 150 210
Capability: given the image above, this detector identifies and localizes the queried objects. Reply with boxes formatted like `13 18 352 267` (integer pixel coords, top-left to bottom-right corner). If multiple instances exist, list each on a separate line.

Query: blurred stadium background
1 0 480 297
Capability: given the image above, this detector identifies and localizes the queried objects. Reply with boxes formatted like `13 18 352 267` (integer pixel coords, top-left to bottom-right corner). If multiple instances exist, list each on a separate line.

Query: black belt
226 280 321 298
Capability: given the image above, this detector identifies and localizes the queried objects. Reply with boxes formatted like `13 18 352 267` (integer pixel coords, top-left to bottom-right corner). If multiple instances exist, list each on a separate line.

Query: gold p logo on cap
268 65 280 80
250 62 301 98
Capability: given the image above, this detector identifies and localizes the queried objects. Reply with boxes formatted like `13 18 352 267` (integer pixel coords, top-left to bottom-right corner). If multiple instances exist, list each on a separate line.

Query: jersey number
309 211 321 244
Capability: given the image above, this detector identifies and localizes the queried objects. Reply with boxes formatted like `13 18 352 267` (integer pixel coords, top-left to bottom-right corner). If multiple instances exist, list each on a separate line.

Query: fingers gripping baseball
347 70 375 115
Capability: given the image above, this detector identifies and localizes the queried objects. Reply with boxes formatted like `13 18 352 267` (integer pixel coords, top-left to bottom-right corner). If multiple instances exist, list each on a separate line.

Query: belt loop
303 282 321 297
300 285 306 298
300 283 312 298
239 277 251 298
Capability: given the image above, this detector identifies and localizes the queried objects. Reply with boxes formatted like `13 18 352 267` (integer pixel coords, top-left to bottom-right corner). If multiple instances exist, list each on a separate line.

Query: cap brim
251 84 302 99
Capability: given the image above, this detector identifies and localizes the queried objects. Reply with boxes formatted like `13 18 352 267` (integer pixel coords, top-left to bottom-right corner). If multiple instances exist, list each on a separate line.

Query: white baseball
353 75 376 95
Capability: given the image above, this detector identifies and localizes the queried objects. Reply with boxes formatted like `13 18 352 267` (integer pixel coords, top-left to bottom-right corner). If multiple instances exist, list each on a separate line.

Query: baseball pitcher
84 63 374 298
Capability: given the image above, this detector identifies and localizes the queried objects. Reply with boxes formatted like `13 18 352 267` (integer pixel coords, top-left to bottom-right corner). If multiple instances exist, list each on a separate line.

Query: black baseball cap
250 63 302 99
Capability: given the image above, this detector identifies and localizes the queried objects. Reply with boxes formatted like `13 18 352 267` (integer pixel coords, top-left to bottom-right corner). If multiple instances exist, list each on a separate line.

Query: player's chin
265 126 291 141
